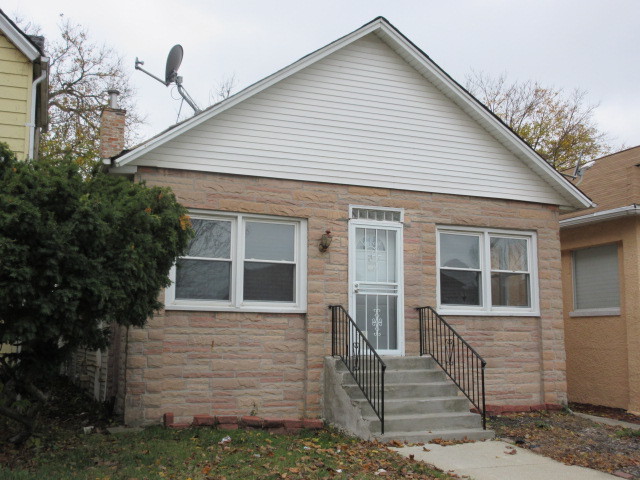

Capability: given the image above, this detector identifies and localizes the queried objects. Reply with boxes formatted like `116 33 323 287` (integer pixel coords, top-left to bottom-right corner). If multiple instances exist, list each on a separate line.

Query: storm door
349 215 404 356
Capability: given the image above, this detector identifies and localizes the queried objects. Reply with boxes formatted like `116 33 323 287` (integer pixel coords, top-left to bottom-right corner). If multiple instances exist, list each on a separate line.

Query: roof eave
0 11 41 61
560 204 640 228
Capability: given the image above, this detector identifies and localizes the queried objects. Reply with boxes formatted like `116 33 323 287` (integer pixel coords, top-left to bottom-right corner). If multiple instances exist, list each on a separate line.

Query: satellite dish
135 43 201 114
165 45 184 85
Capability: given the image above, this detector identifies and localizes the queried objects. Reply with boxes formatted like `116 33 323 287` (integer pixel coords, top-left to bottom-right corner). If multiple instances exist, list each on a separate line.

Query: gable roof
115 17 592 211
0 9 43 61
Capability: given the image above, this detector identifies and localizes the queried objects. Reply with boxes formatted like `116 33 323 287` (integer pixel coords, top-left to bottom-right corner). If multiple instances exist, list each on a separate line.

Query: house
560 146 640 415
0 9 48 160
90 17 591 439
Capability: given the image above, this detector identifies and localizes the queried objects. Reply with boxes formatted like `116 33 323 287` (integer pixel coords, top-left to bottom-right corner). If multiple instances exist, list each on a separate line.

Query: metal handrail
417 306 487 429
329 305 386 434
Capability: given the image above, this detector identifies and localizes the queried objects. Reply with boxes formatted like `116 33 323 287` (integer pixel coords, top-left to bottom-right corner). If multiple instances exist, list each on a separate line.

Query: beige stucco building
560 146 640 414
0 9 48 160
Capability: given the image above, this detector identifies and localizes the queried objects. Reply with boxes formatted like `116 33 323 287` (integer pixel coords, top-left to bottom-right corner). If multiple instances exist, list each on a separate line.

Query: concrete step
329 354 491 442
340 368 446 385
335 356 436 372
377 427 495 443
366 412 482 432
342 381 459 400
379 356 435 370
354 396 470 415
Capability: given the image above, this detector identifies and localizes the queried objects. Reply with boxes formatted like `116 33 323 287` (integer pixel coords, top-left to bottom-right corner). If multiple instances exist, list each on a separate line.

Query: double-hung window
166 211 307 312
437 227 538 315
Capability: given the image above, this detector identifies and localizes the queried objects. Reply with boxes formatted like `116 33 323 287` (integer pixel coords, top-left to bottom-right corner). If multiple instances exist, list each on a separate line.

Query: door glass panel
355 294 397 351
355 227 396 283
353 225 401 353
355 228 366 282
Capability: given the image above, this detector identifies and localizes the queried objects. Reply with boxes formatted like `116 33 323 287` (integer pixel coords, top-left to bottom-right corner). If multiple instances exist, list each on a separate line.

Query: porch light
319 230 333 252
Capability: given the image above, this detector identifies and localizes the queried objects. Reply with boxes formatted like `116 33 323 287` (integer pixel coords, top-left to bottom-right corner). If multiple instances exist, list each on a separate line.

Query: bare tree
18 15 143 170
209 74 237 104
466 71 611 170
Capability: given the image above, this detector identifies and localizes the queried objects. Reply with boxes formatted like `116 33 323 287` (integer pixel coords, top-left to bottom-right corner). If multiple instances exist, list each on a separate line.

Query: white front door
349 221 404 356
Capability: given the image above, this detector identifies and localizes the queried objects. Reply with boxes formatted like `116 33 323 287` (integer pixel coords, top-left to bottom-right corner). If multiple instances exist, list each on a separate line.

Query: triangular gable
115 17 592 211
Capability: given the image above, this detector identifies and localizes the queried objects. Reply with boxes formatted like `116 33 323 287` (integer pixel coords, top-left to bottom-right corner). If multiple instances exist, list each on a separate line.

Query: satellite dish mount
135 44 201 114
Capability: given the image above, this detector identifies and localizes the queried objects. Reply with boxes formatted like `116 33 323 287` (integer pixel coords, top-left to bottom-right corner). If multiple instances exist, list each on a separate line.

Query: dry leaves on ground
490 411 640 478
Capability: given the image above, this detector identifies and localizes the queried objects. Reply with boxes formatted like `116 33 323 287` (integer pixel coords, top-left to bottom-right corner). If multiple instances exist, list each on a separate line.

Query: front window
437 227 538 315
167 211 307 312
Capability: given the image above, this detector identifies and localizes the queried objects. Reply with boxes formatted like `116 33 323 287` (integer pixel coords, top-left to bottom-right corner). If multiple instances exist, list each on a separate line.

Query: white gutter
559 204 640 228
28 57 48 159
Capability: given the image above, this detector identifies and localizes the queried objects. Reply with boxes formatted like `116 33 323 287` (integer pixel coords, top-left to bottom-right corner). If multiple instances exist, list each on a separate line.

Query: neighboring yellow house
0 9 48 159
560 146 640 414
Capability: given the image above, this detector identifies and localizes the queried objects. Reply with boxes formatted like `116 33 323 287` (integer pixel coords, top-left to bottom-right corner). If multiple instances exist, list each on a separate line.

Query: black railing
417 306 487 429
330 305 386 434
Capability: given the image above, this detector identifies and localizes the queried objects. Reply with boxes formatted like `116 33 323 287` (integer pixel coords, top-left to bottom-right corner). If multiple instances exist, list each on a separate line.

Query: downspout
28 57 48 159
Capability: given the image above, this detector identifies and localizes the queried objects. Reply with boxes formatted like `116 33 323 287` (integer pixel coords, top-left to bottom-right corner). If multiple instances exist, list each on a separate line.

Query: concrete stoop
323 355 494 443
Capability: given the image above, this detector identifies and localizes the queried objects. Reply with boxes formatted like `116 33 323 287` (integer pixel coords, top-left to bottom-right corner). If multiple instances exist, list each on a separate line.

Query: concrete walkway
392 440 620 480
574 412 640 431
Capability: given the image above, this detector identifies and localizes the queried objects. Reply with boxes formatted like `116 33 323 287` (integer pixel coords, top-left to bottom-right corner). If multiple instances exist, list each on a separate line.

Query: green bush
0 142 192 442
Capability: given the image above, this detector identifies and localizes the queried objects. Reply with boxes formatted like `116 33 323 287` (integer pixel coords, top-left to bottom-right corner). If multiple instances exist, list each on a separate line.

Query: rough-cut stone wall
121 167 566 426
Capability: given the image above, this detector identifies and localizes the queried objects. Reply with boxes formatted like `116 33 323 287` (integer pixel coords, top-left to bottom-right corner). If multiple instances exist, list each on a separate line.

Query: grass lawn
1 424 452 480
0 378 452 479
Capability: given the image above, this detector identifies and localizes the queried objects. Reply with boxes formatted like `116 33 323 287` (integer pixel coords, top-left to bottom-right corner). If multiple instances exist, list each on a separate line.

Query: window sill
437 308 540 317
165 303 307 314
569 308 620 317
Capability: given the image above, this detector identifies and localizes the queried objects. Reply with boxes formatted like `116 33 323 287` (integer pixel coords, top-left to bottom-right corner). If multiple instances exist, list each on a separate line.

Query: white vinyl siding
572 244 620 316
133 34 566 206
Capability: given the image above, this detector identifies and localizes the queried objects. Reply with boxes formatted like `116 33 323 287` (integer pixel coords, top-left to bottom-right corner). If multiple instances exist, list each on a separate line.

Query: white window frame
165 209 307 313
436 226 539 316
570 243 621 317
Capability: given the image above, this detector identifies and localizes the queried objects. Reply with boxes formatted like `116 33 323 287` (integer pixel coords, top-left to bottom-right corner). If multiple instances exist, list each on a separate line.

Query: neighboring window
437 227 538 314
573 244 620 313
167 212 307 312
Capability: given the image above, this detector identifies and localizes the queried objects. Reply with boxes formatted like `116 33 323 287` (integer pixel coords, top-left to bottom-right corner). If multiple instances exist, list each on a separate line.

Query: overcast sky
7 0 640 150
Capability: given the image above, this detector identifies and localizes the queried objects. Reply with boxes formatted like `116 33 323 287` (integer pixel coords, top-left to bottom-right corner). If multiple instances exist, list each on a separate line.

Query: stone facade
119 166 567 426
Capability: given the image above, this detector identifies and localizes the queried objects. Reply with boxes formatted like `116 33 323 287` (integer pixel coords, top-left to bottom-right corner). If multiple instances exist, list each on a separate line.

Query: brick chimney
99 89 126 162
